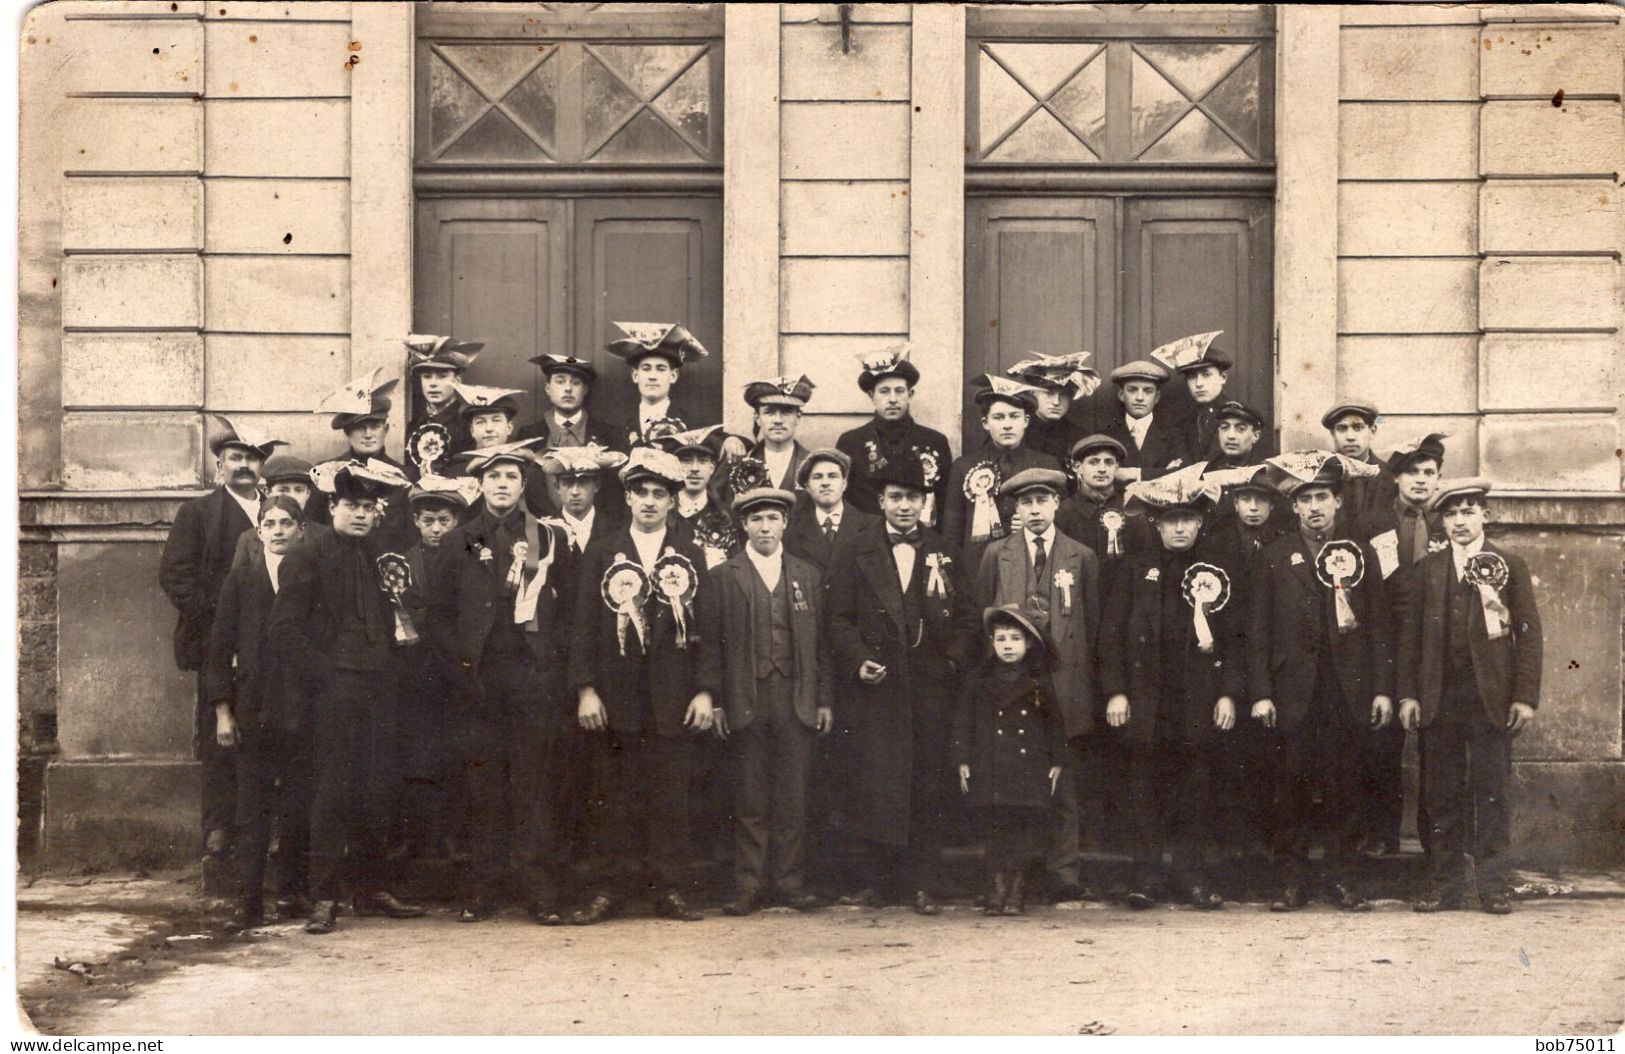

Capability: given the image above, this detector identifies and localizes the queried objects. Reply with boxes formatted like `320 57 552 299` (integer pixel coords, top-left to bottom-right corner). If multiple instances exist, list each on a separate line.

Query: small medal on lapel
791 579 810 613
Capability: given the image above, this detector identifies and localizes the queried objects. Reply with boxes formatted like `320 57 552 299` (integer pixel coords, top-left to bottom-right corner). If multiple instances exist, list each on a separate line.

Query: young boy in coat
953 605 1068 916
1398 478 1543 914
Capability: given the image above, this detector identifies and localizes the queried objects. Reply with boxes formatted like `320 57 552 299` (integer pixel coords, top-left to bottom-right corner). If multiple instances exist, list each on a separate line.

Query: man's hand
1508 702 1535 736
1371 695 1393 730
713 708 731 740
815 707 833 736
685 691 715 732
958 764 970 795
1213 696 1236 731
214 704 239 748
1106 693 1130 728
858 660 888 685
720 436 750 461
1399 698 1421 732
578 687 607 732
1251 699 1276 728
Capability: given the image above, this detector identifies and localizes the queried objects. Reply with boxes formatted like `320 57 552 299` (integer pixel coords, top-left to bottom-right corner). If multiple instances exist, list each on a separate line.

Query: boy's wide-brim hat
329 458 411 500
1429 475 1493 513
404 334 483 373
731 486 797 518
208 413 286 458
539 443 628 478
529 352 598 382
315 368 400 430
982 604 1052 655
796 447 852 487
1387 431 1448 475
972 373 1042 412
1124 463 1220 515
1006 352 1102 400
745 374 816 410
856 345 921 393
620 446 686 489
1262 450 1380 497
1149 330 1229 374
454 383 526 419
461 436 546 476
605 321 708 367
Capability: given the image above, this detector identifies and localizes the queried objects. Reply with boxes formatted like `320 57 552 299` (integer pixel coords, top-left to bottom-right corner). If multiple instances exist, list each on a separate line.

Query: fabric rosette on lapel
1315 540 1365 632
1100 509 1126 556
602 555 651 656
924 551 953 600
653 549 700 649
408 422 450 476
918 448 942 526
1053 568 1075 615
963 461 1003 541
1464 551 1512 639
375 553 419 646
1181 562 1231 653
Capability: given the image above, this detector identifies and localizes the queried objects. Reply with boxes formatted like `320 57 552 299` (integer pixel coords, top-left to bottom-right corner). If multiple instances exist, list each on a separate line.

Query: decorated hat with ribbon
605 322 709 367
653 423 724 460
454 383 526 420
1006 352 1102 400
744 374 816 410
404 333 483 373
539 443 628 479
1387 431 1448 475
315 368 401 431
208 413 286 459
1124 462 1221 515
327 457 411 500
1262 449 1381 497
1202 464 1275 498
1149 330 1229 374
619 445 686 490
459 436 546 477
856 345 921 393
408 474 478 512
972 373 1043 412
529 352 598 383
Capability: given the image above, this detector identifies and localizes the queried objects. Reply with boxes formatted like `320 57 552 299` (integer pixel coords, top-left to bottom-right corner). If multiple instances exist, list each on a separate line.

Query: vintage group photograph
9 0 1624 1039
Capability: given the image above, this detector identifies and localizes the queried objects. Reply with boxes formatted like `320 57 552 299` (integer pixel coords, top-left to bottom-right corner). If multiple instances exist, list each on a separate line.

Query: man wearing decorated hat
160 414 286 866
539 444 629 555
313 369 414 551
942 374 1064 570
1397 478 1543 914
448 384 556 522
1322 399 1399 541
1006 353 1100 464
403 334 483 468
606 322 747 463
744 375 816 492
1247 451 1395 913
653 424 741 571
1104 359 1186 482
695 488 833 915
519 354 621 512
972 465 1102 903
1148 331 1231 463
826 455 974 915
267 459 426 934
835 345 953 527
1100 466 1243 910
784 448 878 576
566 447 715 925
438 438 578 924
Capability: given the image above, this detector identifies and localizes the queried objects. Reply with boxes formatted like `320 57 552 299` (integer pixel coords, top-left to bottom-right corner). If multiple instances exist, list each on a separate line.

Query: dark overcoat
950 664 1068 811
159 487 255 672
201 545 297 735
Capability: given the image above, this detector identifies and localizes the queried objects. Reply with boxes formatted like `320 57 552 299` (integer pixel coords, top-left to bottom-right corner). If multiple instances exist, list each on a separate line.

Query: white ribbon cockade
964 462 1002 542
1053 568 1075 616
1100 509 1125 557
653 550 700 649
601 557 650 656
925 552 951 599
1316 541 1365 633
513 532 557 627
1182 563 1231 654
1464 551 1512 640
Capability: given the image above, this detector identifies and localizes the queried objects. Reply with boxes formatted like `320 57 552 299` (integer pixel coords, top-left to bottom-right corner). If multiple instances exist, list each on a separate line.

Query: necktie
560 419 580 446
1032 535 1047 581
888 527 922 547
822 517 837 544
1405 508 1428 565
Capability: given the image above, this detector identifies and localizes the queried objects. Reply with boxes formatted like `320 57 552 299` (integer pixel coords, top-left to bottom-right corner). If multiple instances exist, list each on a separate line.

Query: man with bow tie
826 459 976 914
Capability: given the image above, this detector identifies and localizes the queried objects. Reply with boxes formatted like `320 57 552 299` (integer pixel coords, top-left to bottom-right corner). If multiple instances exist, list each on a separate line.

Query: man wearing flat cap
313 369 414 551
267 459 426 934
1322 400 1400 541
1247 451 1395 913
696 488 833 915
784 448 878 577
566 447 716 925
160 414 286 863
973 466 1102 902
1056 434 1151 584
826 456 975 915
519 354 622 513
942 374 1064 570
743 375 816 492
403 334 483 470
1006 353 1101 465
230 454 334 569
439 439 578 924
1104 359 1186 482
835 346 953 528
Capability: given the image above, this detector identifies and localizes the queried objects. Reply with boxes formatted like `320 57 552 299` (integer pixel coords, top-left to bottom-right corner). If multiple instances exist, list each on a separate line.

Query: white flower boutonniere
1427 538 1449 554
1289 552 1305 566
478 545 493 564
1145 567 1160 583
1053 568 1075 614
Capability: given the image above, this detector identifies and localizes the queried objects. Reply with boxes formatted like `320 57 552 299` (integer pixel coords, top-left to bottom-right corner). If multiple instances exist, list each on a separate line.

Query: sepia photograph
7 0 1624 1038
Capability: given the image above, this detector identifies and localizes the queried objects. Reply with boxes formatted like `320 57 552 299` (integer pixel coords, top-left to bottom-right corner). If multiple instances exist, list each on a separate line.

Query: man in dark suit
1103 360 1187 483
1005 352 1100 464
441 438 577 923
1398 478 1543 914
539 444 629 556
826 458 974 914
230 455 334 569
518 353 624 515
160 414 285 861
1055 434 1151 584
696 488 833 915
941 374 1063 569
403 333 483 474
604 322 748 464
742 376 815 493
973 467 1101 902
784 448 879 577
1247 451 1395 912
1323 400 1400 541
566 447 716 925
267 461 426 934
835 347 953 529
204 494 310 933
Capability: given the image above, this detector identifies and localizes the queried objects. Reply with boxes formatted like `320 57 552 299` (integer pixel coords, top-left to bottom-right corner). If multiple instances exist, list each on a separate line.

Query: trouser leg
1270 728 1311 885
1466 710 1513 893
1363 719 1406 847
1421 717 1468 888
1046 752 1081 888
1164 742 1212 884
309 675 362 902
272 740 312 898
233 740 277 906
732 715 772 896
198 672 237 844
355 671 398 895
1123 743 1161 886
643 732 692 895
766 680 815 894
579 728 636 898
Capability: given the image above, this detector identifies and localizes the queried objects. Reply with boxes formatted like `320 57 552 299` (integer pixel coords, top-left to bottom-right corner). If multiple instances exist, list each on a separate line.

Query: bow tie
888 527 922 547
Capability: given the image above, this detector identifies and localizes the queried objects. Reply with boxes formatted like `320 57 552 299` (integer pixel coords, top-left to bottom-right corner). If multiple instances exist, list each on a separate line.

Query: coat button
1019 748 1026 755
996 729 1003 735
1018 728 1025 735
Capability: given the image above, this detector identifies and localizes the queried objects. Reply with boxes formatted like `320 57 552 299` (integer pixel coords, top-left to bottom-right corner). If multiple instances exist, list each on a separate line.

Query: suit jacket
1246 531 1395 731
751 440 810 493
940 443 1064 564
974 529 1102 738
201 544 297 735
1025 415 1084 465
1104 413 1187 480
567 527 708 737
1098 548 1247 747
515 410 627 519
400 541 460 671
783 500 879 578
159 487 257 672
405 394 475 480
516 408 621 451
442 514 575 669
696 551 833 730
835 416 953 526
1397 542 1543 728
1054 489 1151 597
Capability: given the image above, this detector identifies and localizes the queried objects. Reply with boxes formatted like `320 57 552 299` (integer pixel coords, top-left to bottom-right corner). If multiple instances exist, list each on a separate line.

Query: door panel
1123 197 1275 428
573 197 724 431
964 197 1116 440
414 199 569 421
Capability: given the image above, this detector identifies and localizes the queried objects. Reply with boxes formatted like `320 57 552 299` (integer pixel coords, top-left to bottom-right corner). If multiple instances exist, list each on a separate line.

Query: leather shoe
457 900 497 923
272 895 314 920
1359 836 1399 858
356 890 427 919
654 890 704 922
1413 886 1463 912
722 890 765 917
1002 873 1027 916
1051 880 1096 904
1187 884 1224 911
304 900 338 935
778 891 824 913
984 873 1009 917
1125 888 1157 911
571 895 616 926
1331 882 1371 912
527 901 565 926
911 890 941 916
838 888 879 908
222 904 263 935
1270 884 1306 912
1480 890 1513 915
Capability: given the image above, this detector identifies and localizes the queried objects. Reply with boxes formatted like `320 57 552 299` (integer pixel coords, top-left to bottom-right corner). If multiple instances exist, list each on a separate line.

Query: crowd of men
158 324 1545 935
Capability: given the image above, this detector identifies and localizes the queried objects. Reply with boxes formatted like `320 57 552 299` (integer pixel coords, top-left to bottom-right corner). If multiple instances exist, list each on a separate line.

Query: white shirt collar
762 444 794 485
630 525 666 571
1125 413 1152 444
745 544 783 591
227 487 260 523
553 409 583 431
562 505 594 542
639 398 672 431
816 502 844 526
264 550 284 593
1026 524 1056 554
1450 534 1484 579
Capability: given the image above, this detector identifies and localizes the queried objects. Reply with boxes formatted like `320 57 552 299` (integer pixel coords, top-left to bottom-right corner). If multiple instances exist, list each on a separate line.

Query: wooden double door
414 195 723 429
965 195 1274 440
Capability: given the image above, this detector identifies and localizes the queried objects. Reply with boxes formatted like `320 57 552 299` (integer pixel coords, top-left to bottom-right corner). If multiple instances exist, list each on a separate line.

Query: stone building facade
17 2 1623 867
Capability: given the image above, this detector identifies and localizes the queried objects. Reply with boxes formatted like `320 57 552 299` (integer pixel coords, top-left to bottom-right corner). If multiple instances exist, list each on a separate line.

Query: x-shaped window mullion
581 43 710 160
1132 42 1260 160
429 42 559 161
980 43 1106 160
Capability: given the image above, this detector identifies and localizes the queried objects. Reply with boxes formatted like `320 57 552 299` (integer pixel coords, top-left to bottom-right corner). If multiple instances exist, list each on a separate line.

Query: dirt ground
15 871 1625 1036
